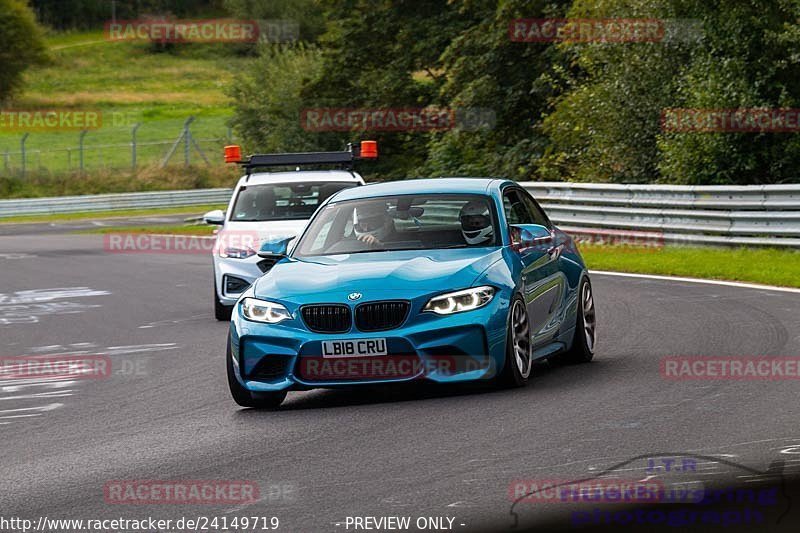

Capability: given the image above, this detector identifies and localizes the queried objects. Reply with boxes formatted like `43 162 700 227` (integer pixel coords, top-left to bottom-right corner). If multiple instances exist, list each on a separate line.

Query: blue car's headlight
241 297 292 323
423 286 495 315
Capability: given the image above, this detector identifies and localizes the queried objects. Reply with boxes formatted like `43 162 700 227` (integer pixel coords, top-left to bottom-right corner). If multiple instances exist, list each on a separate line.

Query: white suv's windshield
230 182 357 222
294 194 499 257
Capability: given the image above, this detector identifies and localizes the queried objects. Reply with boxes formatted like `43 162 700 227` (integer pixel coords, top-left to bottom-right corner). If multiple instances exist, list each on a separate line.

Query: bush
0 0 48 102
227 44 325 154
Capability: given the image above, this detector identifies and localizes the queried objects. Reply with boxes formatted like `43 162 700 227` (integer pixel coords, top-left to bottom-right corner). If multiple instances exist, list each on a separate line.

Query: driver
459 200 494 245
353 202 393 247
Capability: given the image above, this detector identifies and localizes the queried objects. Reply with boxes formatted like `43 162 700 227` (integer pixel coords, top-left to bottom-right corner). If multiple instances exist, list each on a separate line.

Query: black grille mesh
301 304 352 333
355 301 410 332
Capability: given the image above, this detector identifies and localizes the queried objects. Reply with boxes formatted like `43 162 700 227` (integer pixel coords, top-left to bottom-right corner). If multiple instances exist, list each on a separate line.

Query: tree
422 0 573 180
224 0 325 43
0 0 48 103
539 0 800 184
230 0 475 179
657 0 800 184
296 0 479 178
30 0 225 30
228 44 325 153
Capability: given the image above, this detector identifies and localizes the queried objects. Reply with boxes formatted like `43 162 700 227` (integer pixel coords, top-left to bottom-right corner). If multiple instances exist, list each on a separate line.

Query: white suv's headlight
241 298 292 323
423 286 496 315
219 246 256 259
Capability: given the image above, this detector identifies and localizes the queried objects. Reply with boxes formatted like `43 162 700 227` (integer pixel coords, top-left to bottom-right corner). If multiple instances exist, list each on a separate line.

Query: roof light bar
224 141 378 172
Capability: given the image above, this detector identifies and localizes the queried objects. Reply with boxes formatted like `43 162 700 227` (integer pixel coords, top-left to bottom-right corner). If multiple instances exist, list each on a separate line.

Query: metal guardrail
521 182 800 247
0 189 233 218
1 182 798 247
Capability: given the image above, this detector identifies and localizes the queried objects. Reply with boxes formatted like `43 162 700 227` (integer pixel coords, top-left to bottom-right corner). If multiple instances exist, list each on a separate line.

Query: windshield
230 181 357 222
294 193 499 257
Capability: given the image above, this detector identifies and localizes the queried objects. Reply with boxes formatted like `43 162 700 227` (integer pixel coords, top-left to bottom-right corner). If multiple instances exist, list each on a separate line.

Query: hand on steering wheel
357 234 382 247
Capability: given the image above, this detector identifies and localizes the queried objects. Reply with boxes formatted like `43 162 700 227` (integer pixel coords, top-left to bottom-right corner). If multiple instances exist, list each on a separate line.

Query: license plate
322 339 388 358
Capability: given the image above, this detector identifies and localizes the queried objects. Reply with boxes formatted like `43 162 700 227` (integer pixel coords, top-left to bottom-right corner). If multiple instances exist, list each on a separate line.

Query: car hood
221 220 308 242
253 247 503 301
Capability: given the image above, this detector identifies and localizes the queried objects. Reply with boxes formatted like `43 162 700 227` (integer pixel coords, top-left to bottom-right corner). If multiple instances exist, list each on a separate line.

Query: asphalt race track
2 232 800 532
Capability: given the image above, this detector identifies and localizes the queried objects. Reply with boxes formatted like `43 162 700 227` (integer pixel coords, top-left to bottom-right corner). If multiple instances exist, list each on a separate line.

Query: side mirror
258 235 297 258
203 210 225 225
510 224 552 252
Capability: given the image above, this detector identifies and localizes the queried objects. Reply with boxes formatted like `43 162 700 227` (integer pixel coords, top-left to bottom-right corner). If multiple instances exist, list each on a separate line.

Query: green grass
75 224 216 236
0 31 247 177
0 163 240 198
0 204 226 224
580 244 800 288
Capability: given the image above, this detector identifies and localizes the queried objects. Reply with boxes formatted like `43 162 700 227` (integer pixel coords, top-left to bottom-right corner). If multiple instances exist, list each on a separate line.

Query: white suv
205 170 364 320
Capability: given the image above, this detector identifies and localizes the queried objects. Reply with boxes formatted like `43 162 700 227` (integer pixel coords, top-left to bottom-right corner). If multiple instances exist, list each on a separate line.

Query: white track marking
590 270 800 294
0 288 110 326
0 287 110 305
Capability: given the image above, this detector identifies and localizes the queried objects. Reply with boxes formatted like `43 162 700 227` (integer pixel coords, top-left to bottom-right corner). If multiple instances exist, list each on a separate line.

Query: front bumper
213 255 270 306
228 292 511 392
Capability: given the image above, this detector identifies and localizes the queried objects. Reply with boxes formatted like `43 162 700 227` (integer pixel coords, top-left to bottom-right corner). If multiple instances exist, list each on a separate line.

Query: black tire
214 283 233 321
496 294 532 388
560 277 596 364
226 336 286 409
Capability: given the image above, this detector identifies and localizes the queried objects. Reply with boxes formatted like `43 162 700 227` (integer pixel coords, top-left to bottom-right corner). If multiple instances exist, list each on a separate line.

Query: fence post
131 123 141 173
183 116 195 168
79 129 88 176
160 116 194 169
20 133 29 178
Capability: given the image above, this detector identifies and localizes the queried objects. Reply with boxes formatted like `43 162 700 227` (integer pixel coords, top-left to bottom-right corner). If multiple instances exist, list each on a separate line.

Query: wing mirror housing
510 224 552 252
203 210 226 225
258 235 297 258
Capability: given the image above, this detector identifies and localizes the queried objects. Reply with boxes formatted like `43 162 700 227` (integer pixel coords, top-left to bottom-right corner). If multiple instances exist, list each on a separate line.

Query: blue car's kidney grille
301 304 352 333
355 301 410 332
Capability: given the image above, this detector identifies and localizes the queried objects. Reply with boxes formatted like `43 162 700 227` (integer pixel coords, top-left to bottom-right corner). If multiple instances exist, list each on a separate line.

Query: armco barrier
1 182 798 247
0 189 233 218
521 182 800 248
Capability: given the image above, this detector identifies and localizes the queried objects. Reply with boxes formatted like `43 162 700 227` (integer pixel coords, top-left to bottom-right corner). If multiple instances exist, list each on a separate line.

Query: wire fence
0 117 232 177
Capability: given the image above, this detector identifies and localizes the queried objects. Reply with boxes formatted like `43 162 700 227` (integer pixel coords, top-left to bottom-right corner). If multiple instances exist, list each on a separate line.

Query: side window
502 189 533 225
520 191 551 228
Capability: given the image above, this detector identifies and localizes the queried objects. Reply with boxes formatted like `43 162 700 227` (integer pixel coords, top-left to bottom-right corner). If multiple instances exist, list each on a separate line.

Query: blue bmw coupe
227 178 596 408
